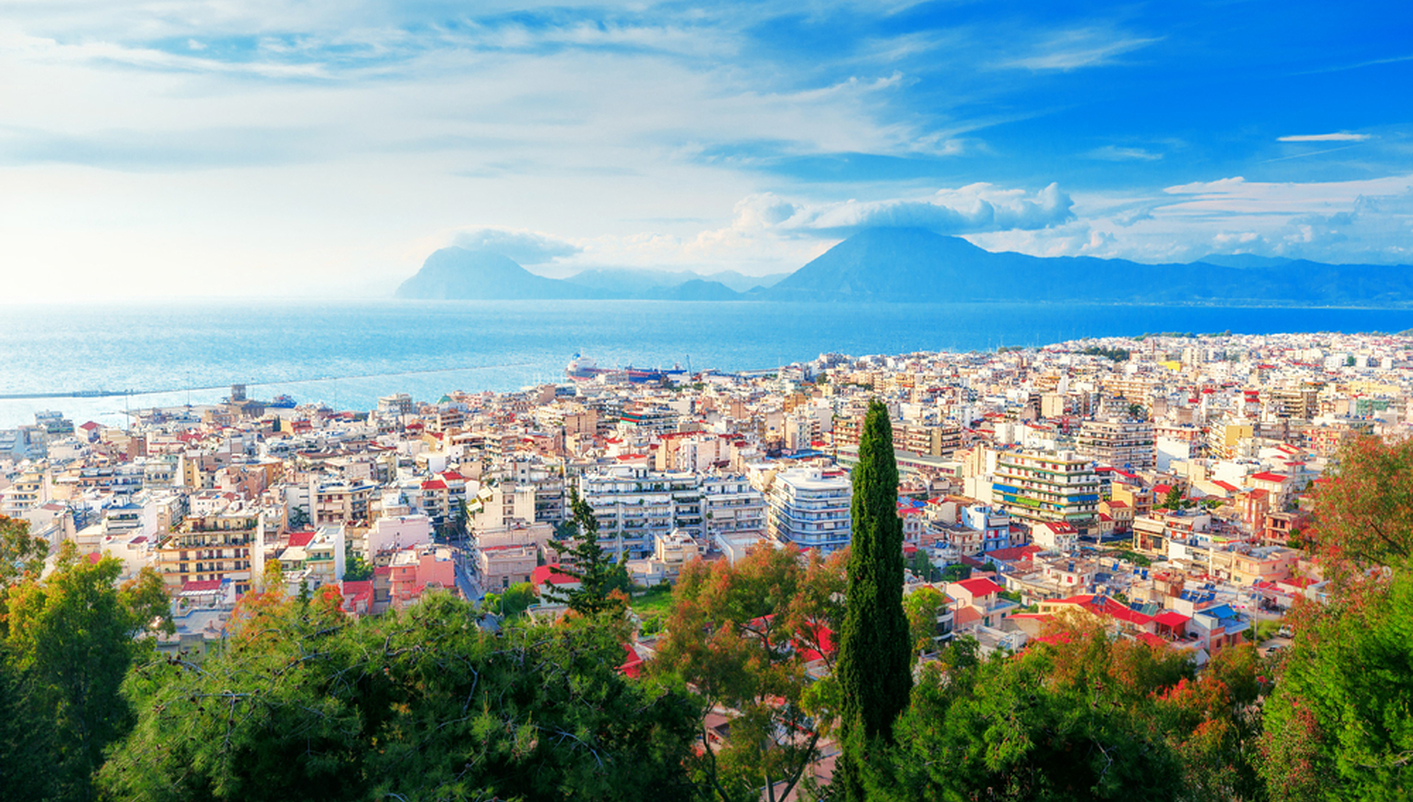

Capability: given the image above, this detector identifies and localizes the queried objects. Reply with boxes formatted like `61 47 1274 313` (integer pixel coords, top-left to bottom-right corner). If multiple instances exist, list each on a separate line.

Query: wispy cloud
1277 133 1371 142
1083 145 1162 161
999 27 1161 71
1294 52 1413 76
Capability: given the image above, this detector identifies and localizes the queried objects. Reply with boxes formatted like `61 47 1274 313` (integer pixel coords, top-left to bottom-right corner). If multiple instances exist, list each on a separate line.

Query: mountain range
394 228 1413 306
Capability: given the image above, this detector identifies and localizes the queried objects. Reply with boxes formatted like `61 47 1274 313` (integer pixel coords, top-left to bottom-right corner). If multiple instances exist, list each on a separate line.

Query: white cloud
450 227 581 264
1084 145 1162 161
999 27 1160 71
1277 133 1372 142
757 182 1074 237
968 175 1413 266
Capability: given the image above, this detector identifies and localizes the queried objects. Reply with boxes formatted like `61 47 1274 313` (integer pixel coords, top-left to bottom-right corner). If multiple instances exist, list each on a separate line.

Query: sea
1 299 1407 429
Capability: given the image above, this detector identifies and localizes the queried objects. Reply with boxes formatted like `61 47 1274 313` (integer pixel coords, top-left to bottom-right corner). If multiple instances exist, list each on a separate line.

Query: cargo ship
566 354 690 384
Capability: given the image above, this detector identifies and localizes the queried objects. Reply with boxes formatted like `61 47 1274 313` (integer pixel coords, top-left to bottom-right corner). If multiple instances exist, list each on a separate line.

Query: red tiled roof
985 544 1043 562
1049 593 1098 607
953 577 1005 597
1099 598 1153 626
1136 632 1170 649
1155 610 1190 627
181 579 222 593
954 607 982 626
1250 472 1288 483
797 622 837 662
620 643 644 678
288 531 316 548
531 565 580 587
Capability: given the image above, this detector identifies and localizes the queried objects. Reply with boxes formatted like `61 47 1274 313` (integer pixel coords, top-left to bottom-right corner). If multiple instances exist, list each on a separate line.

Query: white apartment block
579 466 704 559
766 467 852 553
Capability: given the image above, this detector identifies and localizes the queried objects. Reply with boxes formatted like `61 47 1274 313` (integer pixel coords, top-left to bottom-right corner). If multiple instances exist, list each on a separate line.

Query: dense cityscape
3 329 1411 798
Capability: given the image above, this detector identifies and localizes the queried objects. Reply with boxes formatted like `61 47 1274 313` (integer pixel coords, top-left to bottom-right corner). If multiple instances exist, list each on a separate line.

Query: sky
3 0 1413 299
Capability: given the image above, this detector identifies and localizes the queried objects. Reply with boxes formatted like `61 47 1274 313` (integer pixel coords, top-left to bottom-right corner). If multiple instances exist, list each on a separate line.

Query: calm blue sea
0 299 1403 429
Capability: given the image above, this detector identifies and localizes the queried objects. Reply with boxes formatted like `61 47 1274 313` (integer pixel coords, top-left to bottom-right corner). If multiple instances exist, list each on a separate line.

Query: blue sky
2 0 1412 298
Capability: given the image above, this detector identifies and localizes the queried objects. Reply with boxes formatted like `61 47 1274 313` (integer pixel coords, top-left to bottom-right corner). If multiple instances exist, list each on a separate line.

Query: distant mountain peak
395 247 601 300
760 227 1413 305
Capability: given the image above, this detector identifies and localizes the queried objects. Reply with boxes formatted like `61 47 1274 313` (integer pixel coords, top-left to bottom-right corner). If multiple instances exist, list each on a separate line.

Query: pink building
388 545 457 608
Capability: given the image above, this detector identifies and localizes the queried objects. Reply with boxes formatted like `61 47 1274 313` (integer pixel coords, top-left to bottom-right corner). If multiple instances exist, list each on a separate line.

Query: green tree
546 488 630 618
0 513 47 597
653 545 847 802
0 645 58 801
889 621 1194 802
835 399 911 801
101 591 698 802
1257 435 1413 800
286 506 310 530
4 541 173 801
906 549 937 582
1261 570 1413 801
1306 435 1413 578
902 586 947 658
482 581 536 619
343 543 373 581
1153 645 1267 802
941 562 972 582
1162 485 1186 510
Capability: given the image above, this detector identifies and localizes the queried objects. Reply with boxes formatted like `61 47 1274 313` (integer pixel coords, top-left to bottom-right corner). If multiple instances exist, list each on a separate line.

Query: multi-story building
154 511 257 594
959 504 1013 553
992 450 1100 535
831 416 961 459
0 467 48 517
1074 418 1155 470
312 479 377 527
1265 387 1319 420
701 475 767 539
579 466 704 559
278 525 346 589
477 544 539 590
766 467 852 553
895 422 963 458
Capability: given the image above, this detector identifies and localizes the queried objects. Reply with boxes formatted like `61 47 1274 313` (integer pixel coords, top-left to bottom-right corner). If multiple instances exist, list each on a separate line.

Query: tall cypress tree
835 399 912 801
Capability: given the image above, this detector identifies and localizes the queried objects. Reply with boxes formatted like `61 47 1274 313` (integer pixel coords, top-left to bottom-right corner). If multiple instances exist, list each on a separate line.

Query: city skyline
3 1 1412 300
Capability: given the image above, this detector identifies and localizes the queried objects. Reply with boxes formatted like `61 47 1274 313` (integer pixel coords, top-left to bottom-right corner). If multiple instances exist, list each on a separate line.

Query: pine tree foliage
546 488 630 617
100 590 698 802
835 398 912 800
4 540 172 801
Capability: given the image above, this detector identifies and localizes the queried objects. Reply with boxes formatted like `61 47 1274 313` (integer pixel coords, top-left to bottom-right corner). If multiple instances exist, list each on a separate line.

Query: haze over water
1 299 1404 429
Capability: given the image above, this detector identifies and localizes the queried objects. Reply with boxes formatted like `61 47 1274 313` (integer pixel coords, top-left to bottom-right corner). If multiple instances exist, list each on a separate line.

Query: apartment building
154 511 257 594
579 466 704 559
1074 418 1155 470
992 450 1100 535
312 479 377 527
701 475 767 539
766 467 852 553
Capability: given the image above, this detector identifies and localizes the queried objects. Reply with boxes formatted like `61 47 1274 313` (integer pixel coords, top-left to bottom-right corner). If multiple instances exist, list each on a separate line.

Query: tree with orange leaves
653 543 847 802
1259 434 1413 801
